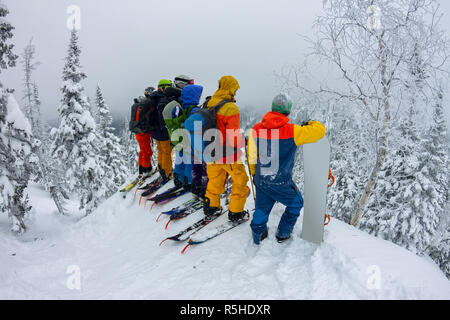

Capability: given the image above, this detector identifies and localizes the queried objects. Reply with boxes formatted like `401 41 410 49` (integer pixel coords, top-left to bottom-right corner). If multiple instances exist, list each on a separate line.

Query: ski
157 185 232 225
162 200 205 229
181 214 250 253
120 176 141 193
149 189 189 211
138 170 167 190
150 187 187 204
140 176 165 194
120 173 155 199
156 197 201 222
139 178 171 206
159 212 224 246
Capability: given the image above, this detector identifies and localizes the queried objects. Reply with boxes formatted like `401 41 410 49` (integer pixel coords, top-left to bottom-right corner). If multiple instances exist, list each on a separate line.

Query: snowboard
301 135 330 244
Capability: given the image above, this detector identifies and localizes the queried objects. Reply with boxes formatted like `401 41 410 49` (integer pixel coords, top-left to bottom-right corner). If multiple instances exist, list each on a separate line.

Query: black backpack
129 99 154 134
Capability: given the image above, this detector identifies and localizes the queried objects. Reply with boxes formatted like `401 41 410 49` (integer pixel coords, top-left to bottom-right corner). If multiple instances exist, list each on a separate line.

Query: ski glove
301 120 312 126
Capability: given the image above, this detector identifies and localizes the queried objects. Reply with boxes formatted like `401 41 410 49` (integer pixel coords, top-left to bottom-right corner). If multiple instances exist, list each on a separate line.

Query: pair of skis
119 171 158 199
159 208 250 254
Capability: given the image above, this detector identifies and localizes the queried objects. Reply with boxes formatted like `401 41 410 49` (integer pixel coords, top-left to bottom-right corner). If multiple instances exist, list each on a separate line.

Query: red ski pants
135 133 153 169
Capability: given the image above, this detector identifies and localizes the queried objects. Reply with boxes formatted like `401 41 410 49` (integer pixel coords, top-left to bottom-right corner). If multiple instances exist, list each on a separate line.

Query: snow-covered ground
0 181 449 300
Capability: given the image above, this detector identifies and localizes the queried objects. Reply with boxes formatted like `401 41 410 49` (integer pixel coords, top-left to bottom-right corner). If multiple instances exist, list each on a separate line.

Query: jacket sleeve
248 129 258 176
219 103 245 149
293 121 326 146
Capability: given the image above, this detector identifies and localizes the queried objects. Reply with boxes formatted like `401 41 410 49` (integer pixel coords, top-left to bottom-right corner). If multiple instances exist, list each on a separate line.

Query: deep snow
0 180 449 300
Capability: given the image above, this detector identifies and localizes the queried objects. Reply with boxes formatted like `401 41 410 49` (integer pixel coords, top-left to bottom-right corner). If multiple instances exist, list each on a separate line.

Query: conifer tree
120 116 139 176
0 1 37 233
50 29 103 215
95 85 127 196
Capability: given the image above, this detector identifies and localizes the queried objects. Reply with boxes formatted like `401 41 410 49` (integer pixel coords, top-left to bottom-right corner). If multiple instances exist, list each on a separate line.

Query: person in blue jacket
167 84 208 197
248 93 326 244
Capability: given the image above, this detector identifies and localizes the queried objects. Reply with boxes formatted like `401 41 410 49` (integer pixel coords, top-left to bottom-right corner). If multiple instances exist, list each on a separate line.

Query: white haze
2 0 450 127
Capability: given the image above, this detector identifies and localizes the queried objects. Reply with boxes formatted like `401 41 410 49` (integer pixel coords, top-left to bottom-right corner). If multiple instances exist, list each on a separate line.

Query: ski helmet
158 79 172 92
174 75 194 89
271 93 293 115
144 87 155 96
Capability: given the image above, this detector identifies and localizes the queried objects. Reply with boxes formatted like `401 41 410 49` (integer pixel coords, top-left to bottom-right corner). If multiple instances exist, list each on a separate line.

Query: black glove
301 120 312 126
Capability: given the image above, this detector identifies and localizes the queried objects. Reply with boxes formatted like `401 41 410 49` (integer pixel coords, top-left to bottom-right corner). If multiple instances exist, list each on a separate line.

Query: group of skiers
129 75 326 244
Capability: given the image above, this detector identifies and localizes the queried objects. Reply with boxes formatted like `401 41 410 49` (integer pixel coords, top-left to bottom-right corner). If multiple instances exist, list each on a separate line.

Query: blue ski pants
250 181 304 244
174 151 193 185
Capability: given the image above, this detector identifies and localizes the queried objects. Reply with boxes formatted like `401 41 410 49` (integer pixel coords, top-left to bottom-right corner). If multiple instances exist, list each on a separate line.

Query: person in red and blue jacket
248 93 326 244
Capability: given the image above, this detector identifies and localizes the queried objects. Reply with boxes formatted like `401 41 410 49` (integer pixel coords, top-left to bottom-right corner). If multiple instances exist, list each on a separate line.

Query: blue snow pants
250 181 304 244
174 151 207 188
174 151 193 185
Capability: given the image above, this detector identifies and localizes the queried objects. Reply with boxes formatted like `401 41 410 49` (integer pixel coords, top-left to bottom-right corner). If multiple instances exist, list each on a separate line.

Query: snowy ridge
0 183 449 299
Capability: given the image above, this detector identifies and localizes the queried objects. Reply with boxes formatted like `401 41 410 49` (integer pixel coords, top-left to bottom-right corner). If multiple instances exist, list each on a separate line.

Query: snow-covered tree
0 91 37 233
0 2 37 234
50 28 103 215
361 111 421 248
411 88 448 252
21 39 42 133
95 84 127 196
120 116 139 176
279 0 449 229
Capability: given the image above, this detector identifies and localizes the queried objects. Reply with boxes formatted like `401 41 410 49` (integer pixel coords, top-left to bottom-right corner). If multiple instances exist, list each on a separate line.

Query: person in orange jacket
248 93 326 244
203 76 249 222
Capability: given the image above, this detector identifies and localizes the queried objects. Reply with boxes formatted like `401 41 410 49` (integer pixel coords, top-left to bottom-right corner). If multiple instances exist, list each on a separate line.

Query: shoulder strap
212 99 232 113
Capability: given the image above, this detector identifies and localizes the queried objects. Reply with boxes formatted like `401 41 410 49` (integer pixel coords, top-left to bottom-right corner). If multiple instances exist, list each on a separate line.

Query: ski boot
191 185 206 199
158 166 170 182
275 234 291 243
173 174 184 189
228 210 249 223
255 229 268 245
203 197 222 219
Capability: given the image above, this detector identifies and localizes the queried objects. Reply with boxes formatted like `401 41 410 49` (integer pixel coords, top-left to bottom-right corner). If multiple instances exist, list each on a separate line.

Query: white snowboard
301 136 330 244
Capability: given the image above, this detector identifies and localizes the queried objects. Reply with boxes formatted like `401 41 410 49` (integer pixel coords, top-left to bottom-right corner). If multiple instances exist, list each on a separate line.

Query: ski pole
244 137 256 201
225 173 230 206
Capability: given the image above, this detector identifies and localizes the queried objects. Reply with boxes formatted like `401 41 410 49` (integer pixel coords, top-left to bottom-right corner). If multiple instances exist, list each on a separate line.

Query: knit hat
272 93 293 115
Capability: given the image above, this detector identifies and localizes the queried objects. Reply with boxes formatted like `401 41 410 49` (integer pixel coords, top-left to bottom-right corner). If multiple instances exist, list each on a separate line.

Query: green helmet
158 79 172 91
272 93 293 115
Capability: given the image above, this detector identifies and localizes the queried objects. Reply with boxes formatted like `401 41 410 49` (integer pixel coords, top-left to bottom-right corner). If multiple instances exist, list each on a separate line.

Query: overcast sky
2 0 450 126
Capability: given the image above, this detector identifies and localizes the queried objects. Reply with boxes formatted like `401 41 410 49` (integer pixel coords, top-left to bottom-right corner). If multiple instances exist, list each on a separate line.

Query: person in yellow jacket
248 93 326 244
203 76 249 222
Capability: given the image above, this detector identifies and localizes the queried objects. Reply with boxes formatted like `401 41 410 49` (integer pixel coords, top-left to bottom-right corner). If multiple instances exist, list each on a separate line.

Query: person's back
248 93 326 244
202 75 249 223
171 84 205 195
250 112 326 187
206 75 245 164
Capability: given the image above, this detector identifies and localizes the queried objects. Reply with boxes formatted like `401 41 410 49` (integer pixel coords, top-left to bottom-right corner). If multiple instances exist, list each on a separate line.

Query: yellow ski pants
205 163 249 213
155 139 172 176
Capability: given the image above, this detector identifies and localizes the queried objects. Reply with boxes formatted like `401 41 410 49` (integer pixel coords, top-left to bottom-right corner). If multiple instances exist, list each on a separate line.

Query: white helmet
174 75 193 89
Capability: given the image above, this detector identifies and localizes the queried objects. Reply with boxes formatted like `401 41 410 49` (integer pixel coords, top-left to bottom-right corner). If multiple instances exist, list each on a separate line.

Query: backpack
164 102 199 148
129 99 154 134
184 99 231 162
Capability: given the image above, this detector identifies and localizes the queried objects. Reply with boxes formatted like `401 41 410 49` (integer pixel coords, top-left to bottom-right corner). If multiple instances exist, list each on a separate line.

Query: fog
2 0 450 127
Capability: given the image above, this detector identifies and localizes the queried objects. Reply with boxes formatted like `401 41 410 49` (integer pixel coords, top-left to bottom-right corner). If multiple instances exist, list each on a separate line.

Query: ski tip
181 242 191 254
134 188 139 199
156 213 163 222
324 214 331 226
159 238 168 246
165 219 171 230
150 202 156 211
